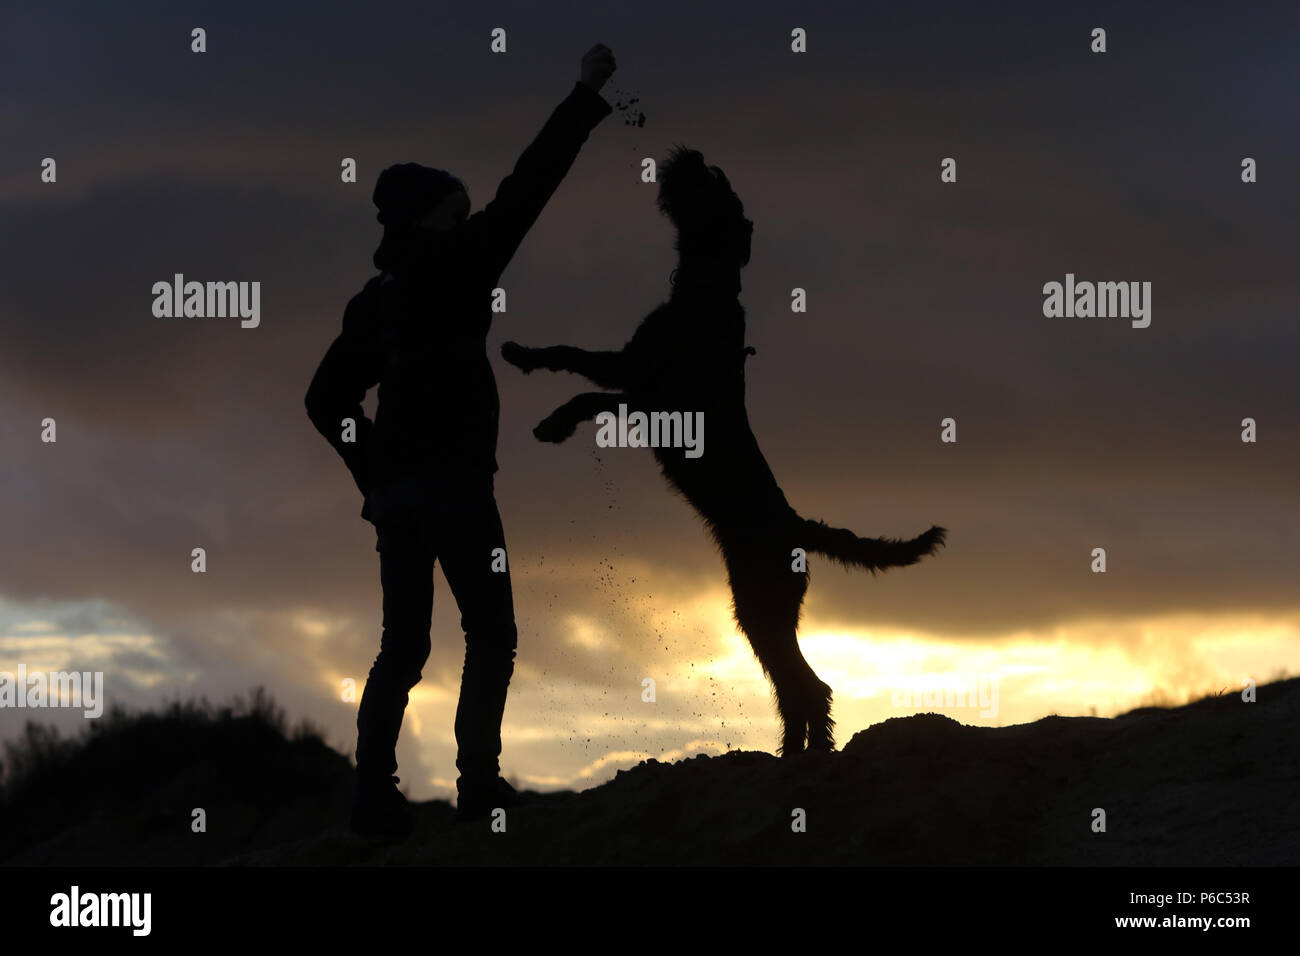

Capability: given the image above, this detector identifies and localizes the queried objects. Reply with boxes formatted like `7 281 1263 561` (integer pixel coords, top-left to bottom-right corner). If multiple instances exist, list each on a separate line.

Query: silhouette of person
306 44 616 837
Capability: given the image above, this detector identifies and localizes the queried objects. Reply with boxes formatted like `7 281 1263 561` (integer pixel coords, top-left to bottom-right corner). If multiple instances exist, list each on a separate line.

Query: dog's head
656 145 753 266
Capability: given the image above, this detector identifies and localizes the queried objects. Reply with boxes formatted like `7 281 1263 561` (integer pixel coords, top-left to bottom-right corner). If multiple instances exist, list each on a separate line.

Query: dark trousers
355 472 518 787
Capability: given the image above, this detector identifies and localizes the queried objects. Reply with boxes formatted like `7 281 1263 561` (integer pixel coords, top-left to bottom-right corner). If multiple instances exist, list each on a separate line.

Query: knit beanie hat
373 163 465 228
371 164 465 271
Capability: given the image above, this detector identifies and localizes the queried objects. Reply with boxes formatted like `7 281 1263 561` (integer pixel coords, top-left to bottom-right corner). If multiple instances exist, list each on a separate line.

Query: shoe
350 774 415 840
455 776 527 823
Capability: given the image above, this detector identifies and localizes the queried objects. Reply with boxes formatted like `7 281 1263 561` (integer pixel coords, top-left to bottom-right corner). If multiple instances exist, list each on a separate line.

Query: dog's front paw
501 341 540 373
533 413 577 443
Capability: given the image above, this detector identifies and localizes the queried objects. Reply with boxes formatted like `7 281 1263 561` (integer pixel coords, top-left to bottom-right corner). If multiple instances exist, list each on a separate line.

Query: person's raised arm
471 44 616 282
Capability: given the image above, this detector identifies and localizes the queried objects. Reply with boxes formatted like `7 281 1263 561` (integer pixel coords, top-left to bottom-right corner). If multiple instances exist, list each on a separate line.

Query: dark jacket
306 82 612 521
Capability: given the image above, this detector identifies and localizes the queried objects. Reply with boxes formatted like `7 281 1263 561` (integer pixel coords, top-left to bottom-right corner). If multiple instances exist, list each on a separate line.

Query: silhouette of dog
502 145 945 754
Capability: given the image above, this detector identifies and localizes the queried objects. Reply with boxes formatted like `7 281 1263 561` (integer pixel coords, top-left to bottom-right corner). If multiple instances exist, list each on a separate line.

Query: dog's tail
798 518 946 575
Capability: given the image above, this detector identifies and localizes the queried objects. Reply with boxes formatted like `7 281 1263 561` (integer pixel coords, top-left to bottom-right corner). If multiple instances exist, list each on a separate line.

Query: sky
2 0 1298 799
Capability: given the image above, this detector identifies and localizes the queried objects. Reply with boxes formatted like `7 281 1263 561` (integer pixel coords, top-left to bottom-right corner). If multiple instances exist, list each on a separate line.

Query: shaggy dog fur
502 145 946 754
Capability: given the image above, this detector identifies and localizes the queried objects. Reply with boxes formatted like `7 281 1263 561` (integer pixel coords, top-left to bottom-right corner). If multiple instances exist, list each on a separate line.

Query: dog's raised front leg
534 391 627 443
502 342 627 389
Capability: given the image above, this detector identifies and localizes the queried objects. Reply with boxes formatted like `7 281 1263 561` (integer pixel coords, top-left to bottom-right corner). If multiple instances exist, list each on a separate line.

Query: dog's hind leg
724 536 822 755
742 621 808 757
758 604 835 753
742 621 832 756
768 624 834 755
